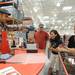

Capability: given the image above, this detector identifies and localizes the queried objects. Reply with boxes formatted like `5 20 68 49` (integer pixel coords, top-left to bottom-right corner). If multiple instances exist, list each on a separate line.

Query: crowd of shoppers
0 23 75 75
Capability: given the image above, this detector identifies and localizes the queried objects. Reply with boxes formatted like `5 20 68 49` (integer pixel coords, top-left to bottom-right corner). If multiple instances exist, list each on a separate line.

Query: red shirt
1 31 10 54
34 31 49 49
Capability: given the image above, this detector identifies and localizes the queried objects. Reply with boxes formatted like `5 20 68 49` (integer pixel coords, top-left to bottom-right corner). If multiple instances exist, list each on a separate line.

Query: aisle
39 41 51 75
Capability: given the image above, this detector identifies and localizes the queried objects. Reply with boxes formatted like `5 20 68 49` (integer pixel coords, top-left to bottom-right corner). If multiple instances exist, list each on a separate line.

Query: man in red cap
34 24 49 49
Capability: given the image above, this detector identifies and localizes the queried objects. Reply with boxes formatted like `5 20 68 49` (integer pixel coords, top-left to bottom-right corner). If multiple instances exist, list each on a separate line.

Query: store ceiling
20 0 75 34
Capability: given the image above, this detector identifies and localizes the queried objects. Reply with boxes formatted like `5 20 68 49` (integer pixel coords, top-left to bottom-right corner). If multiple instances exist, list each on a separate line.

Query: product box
0 66 21 75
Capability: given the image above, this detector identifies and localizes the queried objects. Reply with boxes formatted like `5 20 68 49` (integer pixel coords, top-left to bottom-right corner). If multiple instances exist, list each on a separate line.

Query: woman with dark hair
48 30 63 75
49 30 62 49
68 35 75 48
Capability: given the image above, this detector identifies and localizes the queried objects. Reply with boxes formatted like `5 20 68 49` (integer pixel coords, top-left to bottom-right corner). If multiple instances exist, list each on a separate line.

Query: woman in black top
48 30 63 75
68 35 75 48
49 30 62 53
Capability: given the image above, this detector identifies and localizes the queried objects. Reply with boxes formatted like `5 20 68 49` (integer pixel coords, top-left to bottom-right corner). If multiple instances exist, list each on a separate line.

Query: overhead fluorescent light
43 16 49 19
55 26 58 29
33 7 39 12
65 22 67 24
44 21 49 23
57 20 62 23
68 26 71 29
52 19 55 23
63 6 72 11
54 14 57 17
56 3 60 7
62 24 64 26
38 16 49 21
